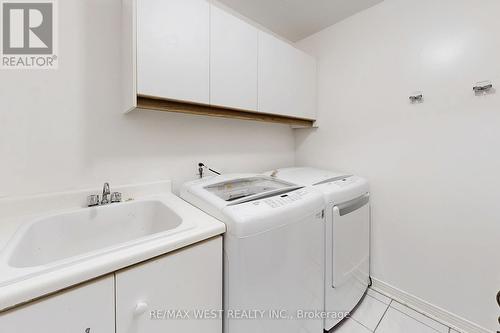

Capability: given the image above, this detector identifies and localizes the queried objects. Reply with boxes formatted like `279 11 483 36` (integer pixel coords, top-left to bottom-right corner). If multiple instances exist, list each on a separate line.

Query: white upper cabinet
210 5 258 111
126 0 317 123
137 0 210 104
258 32 317 119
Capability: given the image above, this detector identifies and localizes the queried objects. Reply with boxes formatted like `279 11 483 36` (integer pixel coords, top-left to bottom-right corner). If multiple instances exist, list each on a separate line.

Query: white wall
296 0 500 331
0 0 295 198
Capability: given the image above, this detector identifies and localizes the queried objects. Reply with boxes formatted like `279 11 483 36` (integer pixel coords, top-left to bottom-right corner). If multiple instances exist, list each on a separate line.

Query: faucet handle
111 192 122 203
87 195 100 207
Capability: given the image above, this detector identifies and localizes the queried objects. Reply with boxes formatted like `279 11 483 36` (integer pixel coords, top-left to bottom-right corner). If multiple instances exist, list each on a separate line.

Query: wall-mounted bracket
409 92 424 104
473 81 493 94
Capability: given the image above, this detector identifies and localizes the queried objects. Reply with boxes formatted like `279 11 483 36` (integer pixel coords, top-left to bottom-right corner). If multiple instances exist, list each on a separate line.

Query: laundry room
0 0 498 333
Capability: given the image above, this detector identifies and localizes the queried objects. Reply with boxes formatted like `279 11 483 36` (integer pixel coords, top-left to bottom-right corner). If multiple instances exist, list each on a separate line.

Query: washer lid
180 174 302 221
265 167 350 186
205 176 297 203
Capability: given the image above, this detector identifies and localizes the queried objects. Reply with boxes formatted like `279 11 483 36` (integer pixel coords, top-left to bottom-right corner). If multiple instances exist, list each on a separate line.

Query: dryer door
332 194 370 288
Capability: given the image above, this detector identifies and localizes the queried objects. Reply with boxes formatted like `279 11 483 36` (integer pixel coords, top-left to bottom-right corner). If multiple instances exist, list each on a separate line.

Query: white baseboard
371 278 493 333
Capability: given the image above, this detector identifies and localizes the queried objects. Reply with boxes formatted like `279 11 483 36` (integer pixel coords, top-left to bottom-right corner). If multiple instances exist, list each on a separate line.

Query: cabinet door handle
134 301 148 316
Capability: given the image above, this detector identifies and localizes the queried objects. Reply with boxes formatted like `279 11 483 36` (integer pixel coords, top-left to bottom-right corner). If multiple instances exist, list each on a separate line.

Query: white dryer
266 167 370 331
181 174 325 333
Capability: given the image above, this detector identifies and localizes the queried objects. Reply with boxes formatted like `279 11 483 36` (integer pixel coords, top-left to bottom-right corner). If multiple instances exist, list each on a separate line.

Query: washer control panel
264 191 304 208
252 189 310 209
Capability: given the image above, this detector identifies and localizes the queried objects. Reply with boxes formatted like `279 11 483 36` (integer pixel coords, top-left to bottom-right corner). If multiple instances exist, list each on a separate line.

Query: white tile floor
331 289 461 333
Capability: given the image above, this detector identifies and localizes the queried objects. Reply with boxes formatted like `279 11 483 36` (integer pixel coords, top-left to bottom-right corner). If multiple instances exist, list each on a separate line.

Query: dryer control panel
332 176 359 187
317 176 370 204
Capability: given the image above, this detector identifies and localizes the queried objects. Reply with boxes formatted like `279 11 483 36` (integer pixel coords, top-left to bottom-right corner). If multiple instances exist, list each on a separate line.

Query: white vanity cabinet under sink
0 275 115 333
0 238 223 333
0 182 225 333
116 237 222 333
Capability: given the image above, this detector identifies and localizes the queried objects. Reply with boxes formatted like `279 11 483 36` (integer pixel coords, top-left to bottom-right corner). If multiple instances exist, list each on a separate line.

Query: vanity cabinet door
115 237 223 333
0 275 114 333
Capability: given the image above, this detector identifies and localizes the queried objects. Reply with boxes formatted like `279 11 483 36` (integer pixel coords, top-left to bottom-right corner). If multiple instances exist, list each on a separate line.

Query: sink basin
0 181 226 313
5 200 185 268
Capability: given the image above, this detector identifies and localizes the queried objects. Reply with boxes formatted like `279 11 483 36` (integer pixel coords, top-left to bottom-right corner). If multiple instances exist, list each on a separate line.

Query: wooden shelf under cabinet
136 95 315 127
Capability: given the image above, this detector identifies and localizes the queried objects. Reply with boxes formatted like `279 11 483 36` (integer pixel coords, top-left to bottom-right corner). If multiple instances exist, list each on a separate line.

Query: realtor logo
1 0 58 69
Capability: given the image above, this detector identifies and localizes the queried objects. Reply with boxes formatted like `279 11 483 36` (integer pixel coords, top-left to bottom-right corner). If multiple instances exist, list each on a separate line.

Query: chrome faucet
101 182 111 205
87 182 122 207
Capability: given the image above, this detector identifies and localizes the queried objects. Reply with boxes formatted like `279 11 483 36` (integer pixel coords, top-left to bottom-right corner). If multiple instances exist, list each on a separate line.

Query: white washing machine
181 174 325 333
266 167 370 331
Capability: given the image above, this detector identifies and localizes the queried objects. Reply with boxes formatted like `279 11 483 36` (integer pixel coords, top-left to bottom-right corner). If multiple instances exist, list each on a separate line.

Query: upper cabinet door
137 0 210 104
210 6 258 111
258 32 317 119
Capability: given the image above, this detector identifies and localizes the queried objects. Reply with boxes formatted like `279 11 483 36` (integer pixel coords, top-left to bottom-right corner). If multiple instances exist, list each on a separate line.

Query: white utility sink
0 182 225 312
4 200 186 268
